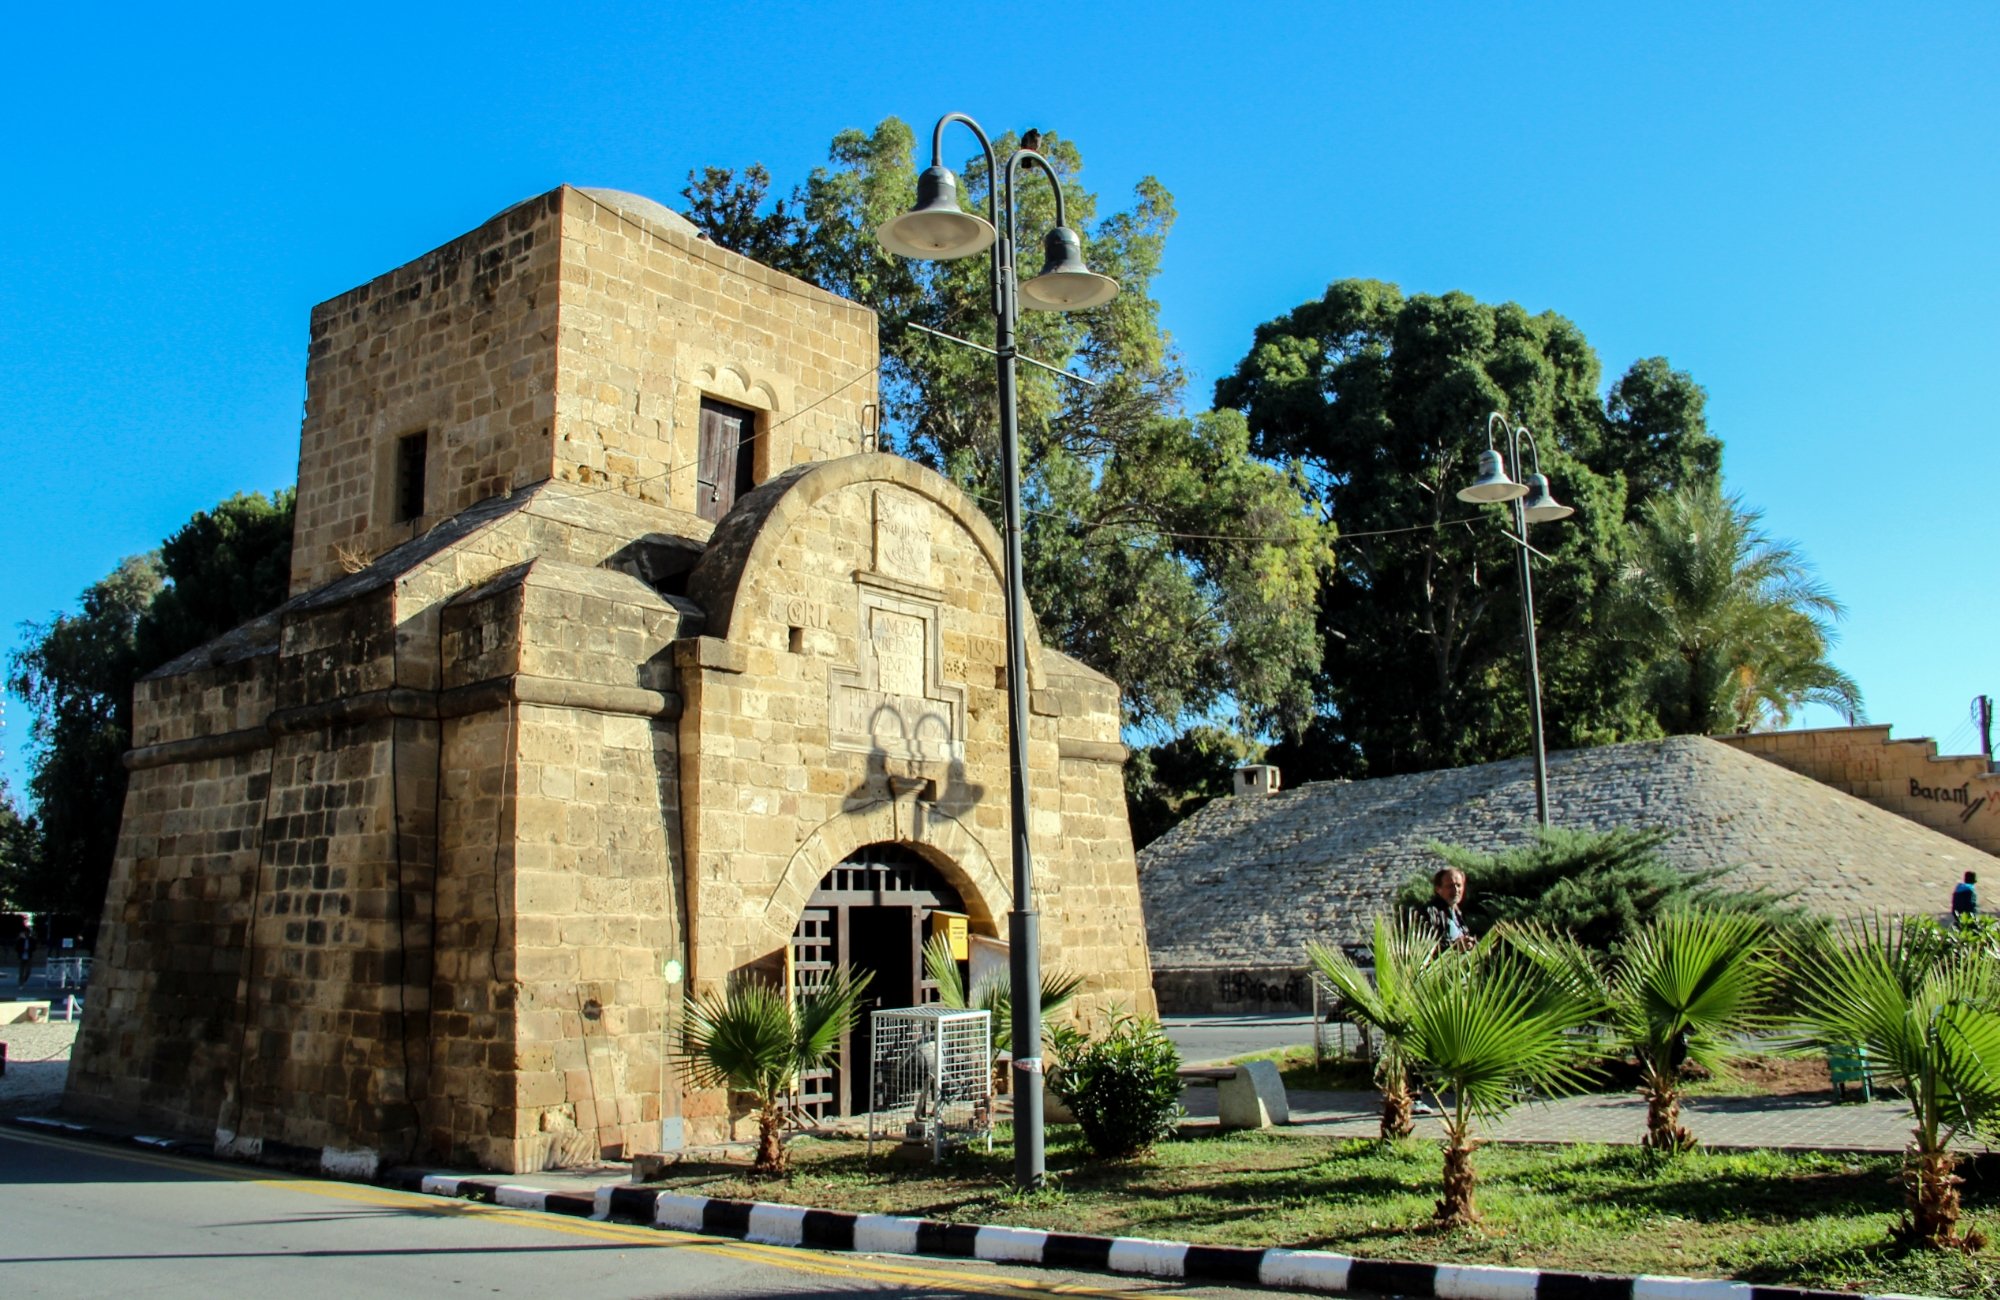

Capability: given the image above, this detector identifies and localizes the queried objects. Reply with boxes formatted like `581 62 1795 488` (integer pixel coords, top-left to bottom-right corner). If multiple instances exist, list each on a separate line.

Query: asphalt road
0 1126 1289 1299
1161 1014 1318 1065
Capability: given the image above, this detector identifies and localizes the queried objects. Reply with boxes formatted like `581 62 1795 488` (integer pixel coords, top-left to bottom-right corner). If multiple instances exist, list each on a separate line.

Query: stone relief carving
827 492 964 762
872 489 932 585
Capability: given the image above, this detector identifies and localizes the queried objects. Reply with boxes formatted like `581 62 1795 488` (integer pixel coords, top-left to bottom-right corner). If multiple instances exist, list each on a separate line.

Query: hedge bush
1048 1010 1184 1159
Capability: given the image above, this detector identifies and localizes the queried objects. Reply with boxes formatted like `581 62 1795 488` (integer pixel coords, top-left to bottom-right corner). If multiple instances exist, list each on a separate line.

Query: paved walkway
1179 1084 1973 1153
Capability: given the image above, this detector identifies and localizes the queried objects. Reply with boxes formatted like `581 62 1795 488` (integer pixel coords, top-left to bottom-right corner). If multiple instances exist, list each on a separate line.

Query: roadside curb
10 1115 1923 1300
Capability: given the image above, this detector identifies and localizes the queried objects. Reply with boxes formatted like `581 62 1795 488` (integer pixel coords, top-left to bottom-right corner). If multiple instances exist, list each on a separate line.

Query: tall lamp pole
878 113 1119 1190
1455 412 1574 829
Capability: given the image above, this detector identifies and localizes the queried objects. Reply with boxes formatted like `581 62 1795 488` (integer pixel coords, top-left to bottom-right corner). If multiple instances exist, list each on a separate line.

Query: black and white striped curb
387 1175 1923 1300
11 1118 1929 1300
12 1114 209 1156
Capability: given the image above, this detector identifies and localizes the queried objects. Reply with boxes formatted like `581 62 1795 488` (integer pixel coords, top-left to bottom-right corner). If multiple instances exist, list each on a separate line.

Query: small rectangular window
395 431 428 522
697 399 757 522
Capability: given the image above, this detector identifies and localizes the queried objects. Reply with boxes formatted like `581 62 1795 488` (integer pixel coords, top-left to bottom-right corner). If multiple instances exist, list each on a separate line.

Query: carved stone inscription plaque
873 490 933 585
829 588 965 763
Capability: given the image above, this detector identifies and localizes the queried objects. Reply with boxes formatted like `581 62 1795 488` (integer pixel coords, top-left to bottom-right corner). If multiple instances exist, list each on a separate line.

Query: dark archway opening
789 844 964 1119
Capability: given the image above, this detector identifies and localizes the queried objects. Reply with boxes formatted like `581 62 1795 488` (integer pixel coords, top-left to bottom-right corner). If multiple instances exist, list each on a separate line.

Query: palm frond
795 965 873 1069
679 979 798 1097
1400 948 1600 1122
1613 907 1774 1075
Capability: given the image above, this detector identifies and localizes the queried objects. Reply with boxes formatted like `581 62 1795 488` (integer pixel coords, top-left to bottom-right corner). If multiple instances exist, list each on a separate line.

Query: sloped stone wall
1720 725 2000 857
1140 736 2000 1013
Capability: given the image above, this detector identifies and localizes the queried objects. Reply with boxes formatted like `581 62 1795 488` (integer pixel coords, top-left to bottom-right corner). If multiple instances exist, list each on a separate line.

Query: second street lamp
878 112 1119 1190
1455 412 1573 828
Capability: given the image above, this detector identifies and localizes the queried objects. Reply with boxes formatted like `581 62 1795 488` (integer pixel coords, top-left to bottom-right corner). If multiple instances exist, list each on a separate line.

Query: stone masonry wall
552 190 877 511
676 456 1153 1139
429 558 692 1170
1719 726 2000 857
291 185 878 595
64 646 278 1132
292 193 564 593
1043 654 1156 1028
1140 736 1999 1014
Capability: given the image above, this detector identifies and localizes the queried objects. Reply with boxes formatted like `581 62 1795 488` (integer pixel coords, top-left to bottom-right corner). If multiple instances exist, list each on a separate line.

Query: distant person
1953 871 1979 928
16 930 32 983
1423 867 1475 951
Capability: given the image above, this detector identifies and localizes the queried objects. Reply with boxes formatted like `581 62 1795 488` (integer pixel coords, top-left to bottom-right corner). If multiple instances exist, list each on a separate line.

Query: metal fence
866 1006 993 1162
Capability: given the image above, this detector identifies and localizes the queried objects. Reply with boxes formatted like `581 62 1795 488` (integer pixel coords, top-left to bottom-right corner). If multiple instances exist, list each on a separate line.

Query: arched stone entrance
789 843 965 1118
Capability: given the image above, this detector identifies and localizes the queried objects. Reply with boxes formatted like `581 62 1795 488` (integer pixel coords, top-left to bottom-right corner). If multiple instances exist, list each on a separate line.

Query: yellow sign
930 910 969 961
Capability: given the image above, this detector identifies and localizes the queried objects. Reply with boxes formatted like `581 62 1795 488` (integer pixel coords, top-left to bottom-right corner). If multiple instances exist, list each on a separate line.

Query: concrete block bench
1178 1061 1291 1129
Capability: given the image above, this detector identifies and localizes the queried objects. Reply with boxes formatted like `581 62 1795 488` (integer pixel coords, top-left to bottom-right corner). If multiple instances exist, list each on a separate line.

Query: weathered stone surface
1140 736 2000 1013
67 185 1155 1173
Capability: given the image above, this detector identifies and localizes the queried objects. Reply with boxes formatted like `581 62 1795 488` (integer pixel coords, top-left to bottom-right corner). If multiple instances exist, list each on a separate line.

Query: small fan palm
1394 940 1600 1226
922 934 1084 1050
678 966 871 1175
1509 909 1775 1152
1790 916 2000 1248
1307 914 1435 1140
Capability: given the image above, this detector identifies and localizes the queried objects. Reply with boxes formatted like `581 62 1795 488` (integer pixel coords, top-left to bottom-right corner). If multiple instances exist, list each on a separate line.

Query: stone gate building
63 185 1155 1173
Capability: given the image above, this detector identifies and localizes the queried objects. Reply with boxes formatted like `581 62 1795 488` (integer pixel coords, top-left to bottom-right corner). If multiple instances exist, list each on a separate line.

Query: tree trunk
1899 1142 1963 1248
1379 1073 1415 1141
753 1099 787 1176
1435 1135 1479 1228
1642 1084 1696 1153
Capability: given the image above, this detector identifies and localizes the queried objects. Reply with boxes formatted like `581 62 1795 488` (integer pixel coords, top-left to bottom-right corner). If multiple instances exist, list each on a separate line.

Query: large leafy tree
8 555 162 922
1123 724 1262 849
0 782 37 915
7 490 293 930
1217 280 1722 779
1615 482 1860 734
683 121 1330 733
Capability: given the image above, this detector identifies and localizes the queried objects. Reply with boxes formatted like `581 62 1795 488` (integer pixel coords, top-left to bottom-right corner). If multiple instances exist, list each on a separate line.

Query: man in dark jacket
1422 867 1475 951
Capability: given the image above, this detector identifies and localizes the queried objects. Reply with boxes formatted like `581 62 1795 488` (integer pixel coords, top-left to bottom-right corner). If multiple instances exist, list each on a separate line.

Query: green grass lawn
645 1126 1999 1297
1246 1043 1848 1100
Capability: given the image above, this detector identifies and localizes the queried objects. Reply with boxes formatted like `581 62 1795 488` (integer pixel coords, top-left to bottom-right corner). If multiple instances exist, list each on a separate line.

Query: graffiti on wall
1909 778 1995 824
1216 970 1309 1007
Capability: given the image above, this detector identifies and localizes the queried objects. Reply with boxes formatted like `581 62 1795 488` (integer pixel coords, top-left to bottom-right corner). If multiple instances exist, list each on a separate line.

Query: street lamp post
1455 412 1574 829
877 113 1119 1190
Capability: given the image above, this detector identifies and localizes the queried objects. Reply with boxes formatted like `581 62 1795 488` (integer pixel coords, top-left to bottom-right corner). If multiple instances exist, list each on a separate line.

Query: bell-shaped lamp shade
1455 448 1529 504
1521 473 1575 524
1019 226 1119 311
877 166 997 260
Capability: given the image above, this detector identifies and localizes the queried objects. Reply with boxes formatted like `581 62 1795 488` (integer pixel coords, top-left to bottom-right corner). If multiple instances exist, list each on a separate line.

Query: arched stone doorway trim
684 452 1047 691
757 795 1007 953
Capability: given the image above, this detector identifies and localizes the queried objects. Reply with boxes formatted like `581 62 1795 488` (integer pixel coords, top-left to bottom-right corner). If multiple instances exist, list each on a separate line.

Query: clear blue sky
3 3 1995 795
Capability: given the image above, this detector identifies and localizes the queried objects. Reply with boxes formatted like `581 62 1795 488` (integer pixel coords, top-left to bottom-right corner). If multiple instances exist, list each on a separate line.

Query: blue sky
3 3 1995 793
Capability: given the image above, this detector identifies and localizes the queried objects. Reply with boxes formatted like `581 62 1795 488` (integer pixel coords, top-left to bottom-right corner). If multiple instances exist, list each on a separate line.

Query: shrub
1048 1010 1184 1159
1398 827 1790 953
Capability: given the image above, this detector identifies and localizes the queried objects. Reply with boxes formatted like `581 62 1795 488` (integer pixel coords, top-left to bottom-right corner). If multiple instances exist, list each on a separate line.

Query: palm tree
677 966 872 1175
1617 483 1861 734
922 934 1084 1050
1509 909 1777 1152
1307 914 1435 1140
1400 937 1600 1226
1790 916 2000 1248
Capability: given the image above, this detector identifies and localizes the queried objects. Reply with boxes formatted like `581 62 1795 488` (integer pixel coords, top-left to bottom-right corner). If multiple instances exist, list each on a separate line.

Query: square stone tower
291 187 875 592
65 185 1155 1175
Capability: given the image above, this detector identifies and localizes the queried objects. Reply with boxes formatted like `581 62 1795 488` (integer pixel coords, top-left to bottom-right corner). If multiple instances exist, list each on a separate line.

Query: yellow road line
0 1126 1152 1297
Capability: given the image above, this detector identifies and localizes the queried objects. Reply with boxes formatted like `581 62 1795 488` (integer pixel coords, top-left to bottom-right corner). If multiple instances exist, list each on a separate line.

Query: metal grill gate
788 844 965 1120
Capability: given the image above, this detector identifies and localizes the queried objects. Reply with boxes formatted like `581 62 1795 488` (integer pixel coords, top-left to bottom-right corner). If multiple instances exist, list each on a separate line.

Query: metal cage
866 1006 993 1162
